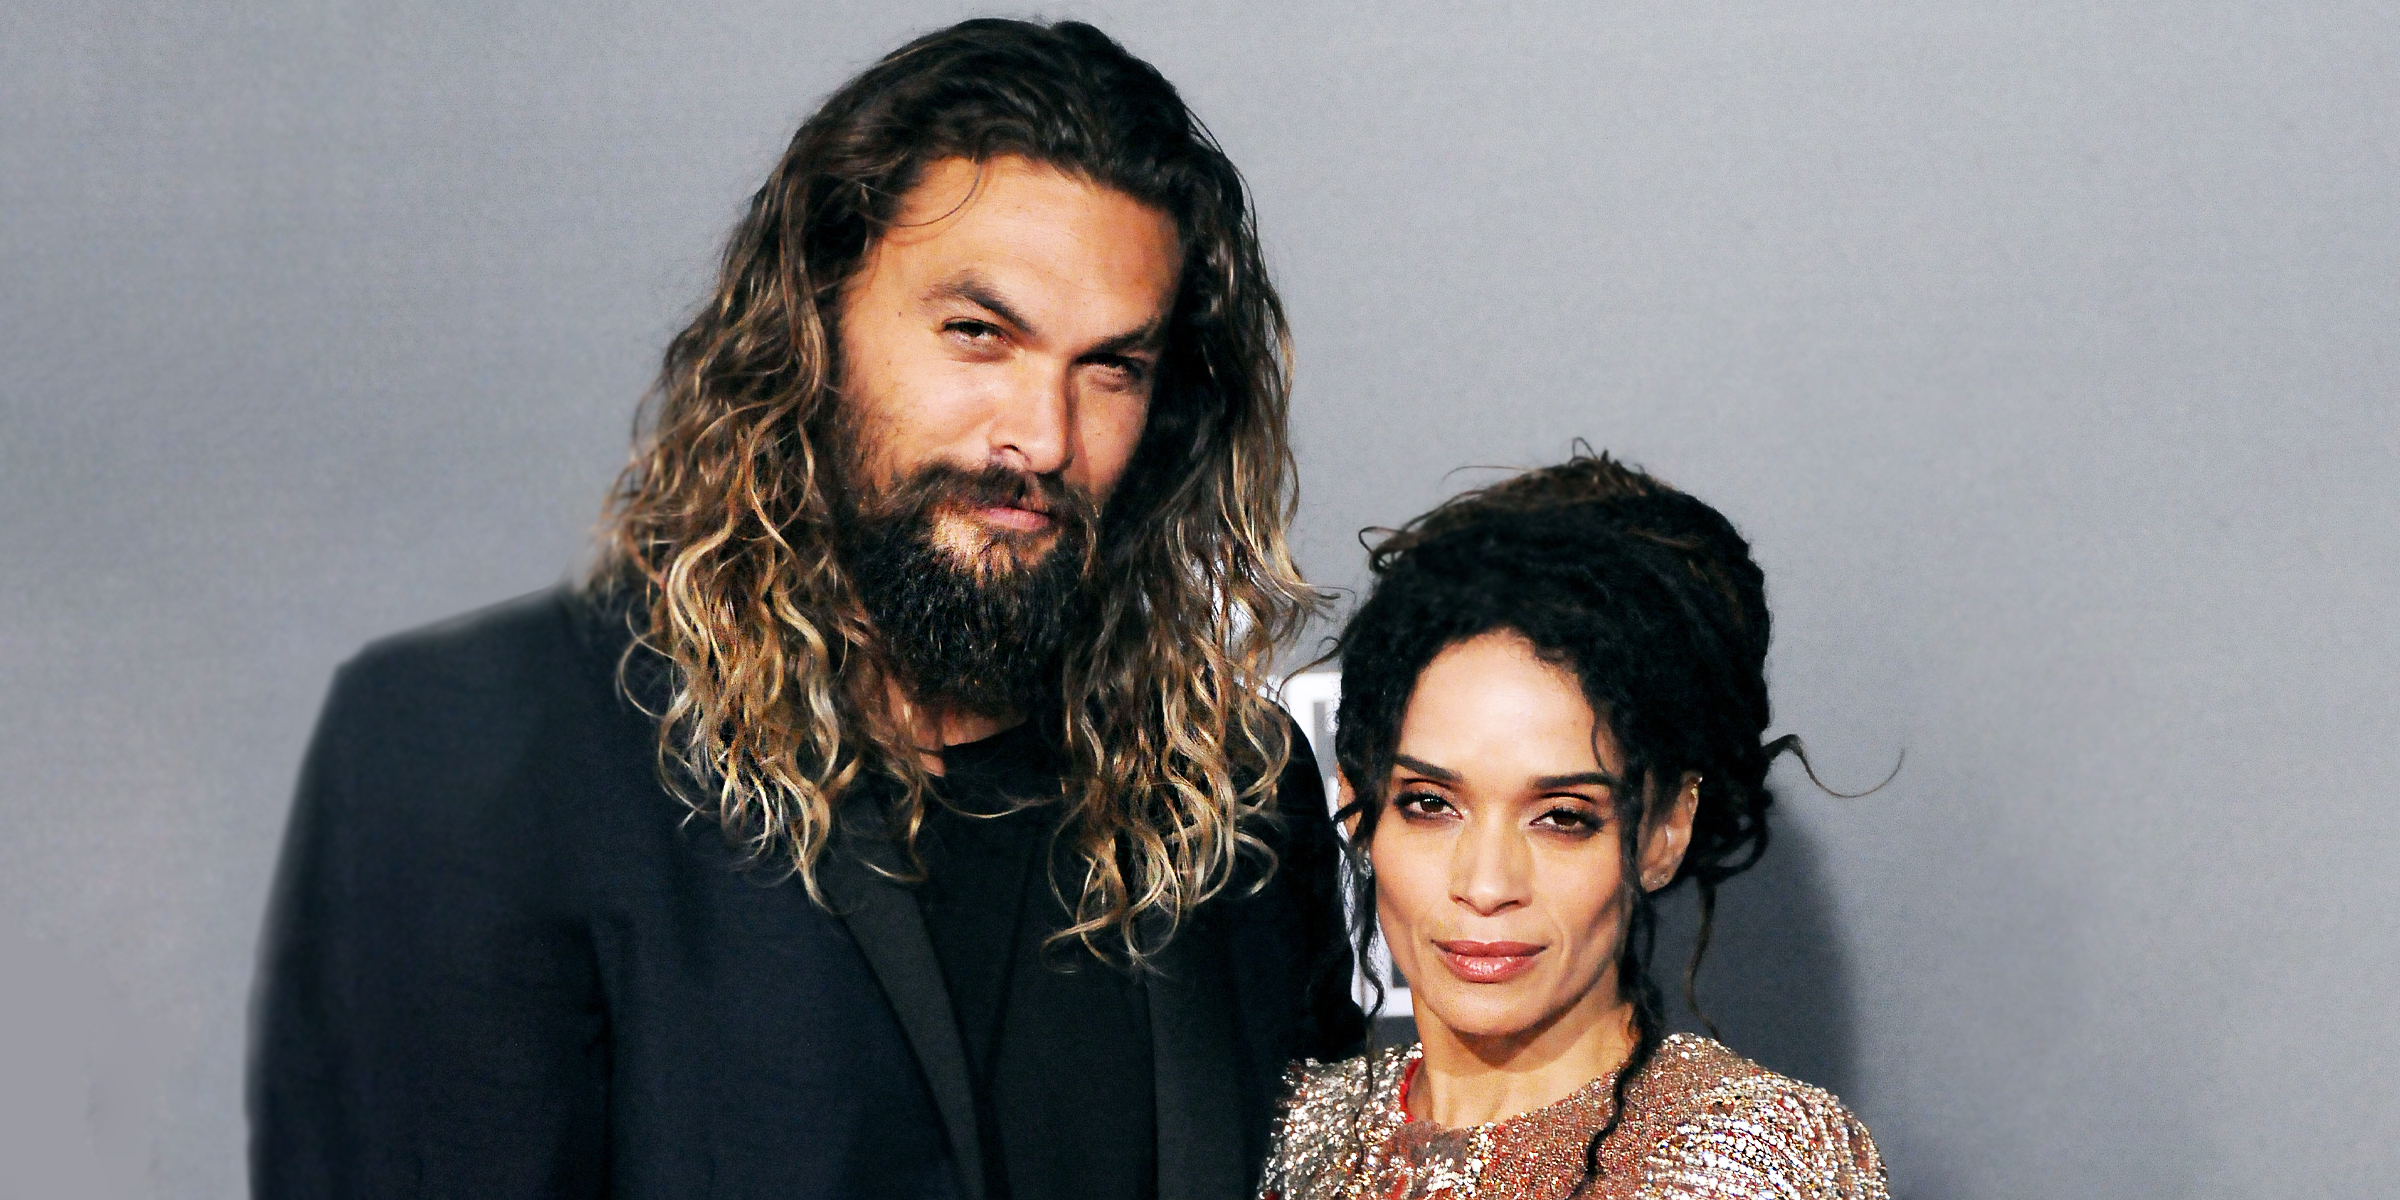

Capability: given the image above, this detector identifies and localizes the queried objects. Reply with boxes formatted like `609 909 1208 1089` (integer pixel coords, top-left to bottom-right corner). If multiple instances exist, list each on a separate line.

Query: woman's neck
1407 993 1639 1129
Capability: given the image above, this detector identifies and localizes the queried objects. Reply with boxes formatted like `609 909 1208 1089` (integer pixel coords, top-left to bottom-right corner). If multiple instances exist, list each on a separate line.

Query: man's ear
1638 771 1701 891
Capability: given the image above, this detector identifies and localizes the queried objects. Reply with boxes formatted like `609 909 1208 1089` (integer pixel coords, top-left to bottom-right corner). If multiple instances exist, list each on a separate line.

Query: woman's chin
1412 981 1559 1044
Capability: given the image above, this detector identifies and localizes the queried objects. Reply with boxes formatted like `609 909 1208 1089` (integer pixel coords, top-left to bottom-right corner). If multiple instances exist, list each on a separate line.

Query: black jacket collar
823 784 1246 1200
819 793 988 1199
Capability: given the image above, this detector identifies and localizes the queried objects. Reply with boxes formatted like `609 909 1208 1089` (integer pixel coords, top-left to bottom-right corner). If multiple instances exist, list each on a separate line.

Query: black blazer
249 589 1362 1200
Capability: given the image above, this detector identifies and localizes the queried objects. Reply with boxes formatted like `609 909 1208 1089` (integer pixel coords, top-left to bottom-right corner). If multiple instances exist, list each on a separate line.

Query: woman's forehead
1397 632 1622 779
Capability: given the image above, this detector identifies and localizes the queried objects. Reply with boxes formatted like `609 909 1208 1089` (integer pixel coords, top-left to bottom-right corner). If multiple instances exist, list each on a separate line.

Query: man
250 19 1361 1200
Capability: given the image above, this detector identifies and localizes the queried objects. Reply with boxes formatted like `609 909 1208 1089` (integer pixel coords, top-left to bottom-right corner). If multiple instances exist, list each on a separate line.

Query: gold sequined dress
1259 1034 1887 1200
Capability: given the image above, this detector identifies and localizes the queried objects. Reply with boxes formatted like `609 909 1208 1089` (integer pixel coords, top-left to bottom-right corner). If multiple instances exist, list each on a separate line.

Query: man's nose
1450 819 1531 917
987 360 1074 478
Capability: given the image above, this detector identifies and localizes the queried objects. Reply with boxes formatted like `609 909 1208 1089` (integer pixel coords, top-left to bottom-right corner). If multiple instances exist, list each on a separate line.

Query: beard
832 453 1105 719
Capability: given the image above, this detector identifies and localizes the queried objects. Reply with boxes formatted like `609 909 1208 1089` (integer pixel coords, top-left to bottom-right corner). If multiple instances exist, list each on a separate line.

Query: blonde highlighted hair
591 19 1320 960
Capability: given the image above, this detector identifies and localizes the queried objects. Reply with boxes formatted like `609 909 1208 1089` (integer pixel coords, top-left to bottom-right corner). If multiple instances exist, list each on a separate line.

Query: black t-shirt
913 722 1157 1200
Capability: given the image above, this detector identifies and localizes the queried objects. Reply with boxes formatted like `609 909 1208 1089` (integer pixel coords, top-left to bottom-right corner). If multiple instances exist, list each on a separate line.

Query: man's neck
929 707 1020 750
890 680 1023 774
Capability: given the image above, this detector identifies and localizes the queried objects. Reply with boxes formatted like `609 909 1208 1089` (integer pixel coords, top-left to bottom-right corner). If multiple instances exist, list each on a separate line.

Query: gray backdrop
4 2 2394 1197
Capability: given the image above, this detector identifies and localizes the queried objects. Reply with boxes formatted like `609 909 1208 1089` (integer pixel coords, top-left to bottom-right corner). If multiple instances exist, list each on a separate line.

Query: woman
1261 453 1886 1199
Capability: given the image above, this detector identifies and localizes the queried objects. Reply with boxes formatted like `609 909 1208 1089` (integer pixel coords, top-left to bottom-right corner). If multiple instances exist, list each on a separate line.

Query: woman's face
1366 631 1694 1047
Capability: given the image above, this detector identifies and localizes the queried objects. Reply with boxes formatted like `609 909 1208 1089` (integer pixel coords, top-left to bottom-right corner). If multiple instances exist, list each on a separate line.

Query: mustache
861 461 1101 534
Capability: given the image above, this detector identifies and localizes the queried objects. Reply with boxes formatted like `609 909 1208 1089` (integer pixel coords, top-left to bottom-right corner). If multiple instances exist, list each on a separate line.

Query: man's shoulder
315 585 642 764
335 585 617 709
295 586 663 857
347 584 581 680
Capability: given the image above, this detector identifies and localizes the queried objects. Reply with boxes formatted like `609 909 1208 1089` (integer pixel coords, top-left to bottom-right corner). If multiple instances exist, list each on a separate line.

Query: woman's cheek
1370 834 1433 981
1546 855 1627 996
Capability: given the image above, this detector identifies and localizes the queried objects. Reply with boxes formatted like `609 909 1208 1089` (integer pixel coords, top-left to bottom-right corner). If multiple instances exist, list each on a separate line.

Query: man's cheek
1100 427 1152 500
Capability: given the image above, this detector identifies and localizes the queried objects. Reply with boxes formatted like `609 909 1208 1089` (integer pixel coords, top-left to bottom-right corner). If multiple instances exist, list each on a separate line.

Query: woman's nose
1449 820 1531 916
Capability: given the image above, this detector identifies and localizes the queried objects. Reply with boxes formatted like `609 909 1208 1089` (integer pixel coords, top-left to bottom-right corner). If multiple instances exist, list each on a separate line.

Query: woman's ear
1637 771 1701 891
1336 774 1362 840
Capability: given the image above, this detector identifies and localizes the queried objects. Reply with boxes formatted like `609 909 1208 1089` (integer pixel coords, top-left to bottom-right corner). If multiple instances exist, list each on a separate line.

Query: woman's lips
1432 940 1544 984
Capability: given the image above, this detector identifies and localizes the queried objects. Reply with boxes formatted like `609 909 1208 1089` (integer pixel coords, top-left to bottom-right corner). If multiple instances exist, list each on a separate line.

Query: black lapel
820 800 985 1200
1148 918 1246 1200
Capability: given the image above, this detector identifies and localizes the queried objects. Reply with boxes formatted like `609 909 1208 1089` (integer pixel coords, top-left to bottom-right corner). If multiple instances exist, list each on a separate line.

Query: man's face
832 154 1181 713
837 154 1181 575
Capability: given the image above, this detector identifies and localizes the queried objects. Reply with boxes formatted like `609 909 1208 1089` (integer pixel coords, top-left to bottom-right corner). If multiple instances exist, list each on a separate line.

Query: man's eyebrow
928 270 1168 358
1082 315 1168 360
928 272 1035 338
1392 754 1460 783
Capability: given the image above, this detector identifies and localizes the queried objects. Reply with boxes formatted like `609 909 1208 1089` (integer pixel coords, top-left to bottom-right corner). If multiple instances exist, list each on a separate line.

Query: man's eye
945 320 1000 341
1091 357 1151 388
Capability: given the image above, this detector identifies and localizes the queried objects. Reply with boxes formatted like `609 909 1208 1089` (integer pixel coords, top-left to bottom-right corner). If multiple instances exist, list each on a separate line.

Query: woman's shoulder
1258 1043 1415 1200
1283 1041 1415 1109
1632 1034 1889 1198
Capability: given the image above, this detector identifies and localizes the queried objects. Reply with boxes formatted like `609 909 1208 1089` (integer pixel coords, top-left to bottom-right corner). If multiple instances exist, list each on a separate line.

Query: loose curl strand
590 19 1321 962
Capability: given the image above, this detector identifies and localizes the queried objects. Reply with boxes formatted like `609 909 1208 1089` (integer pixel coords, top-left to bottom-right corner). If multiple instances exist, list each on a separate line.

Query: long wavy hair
591 19 1319 961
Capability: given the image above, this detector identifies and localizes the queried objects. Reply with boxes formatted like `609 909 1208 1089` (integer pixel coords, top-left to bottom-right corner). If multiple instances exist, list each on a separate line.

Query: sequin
1258 1034 1888 1200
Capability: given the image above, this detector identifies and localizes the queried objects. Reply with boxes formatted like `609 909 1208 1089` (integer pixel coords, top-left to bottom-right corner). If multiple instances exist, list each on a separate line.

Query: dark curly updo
1332 450 1797 1186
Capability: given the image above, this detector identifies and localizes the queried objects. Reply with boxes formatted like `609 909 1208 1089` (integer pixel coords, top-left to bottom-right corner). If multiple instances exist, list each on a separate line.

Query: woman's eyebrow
1391 754 1459 782
1530 771 1616 790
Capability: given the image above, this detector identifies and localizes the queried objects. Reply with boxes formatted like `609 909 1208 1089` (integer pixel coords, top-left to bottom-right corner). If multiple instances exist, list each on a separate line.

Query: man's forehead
877 156 1175 262
889 155 1127 222
855 156 1182 330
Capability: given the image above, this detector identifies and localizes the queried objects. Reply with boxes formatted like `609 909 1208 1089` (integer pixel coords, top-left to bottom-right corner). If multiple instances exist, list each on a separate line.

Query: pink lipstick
1432 940 1543 984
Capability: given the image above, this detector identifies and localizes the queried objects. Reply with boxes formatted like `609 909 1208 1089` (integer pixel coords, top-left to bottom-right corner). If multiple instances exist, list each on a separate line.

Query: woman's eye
1534 806 1603 834
1392 791 1454 819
